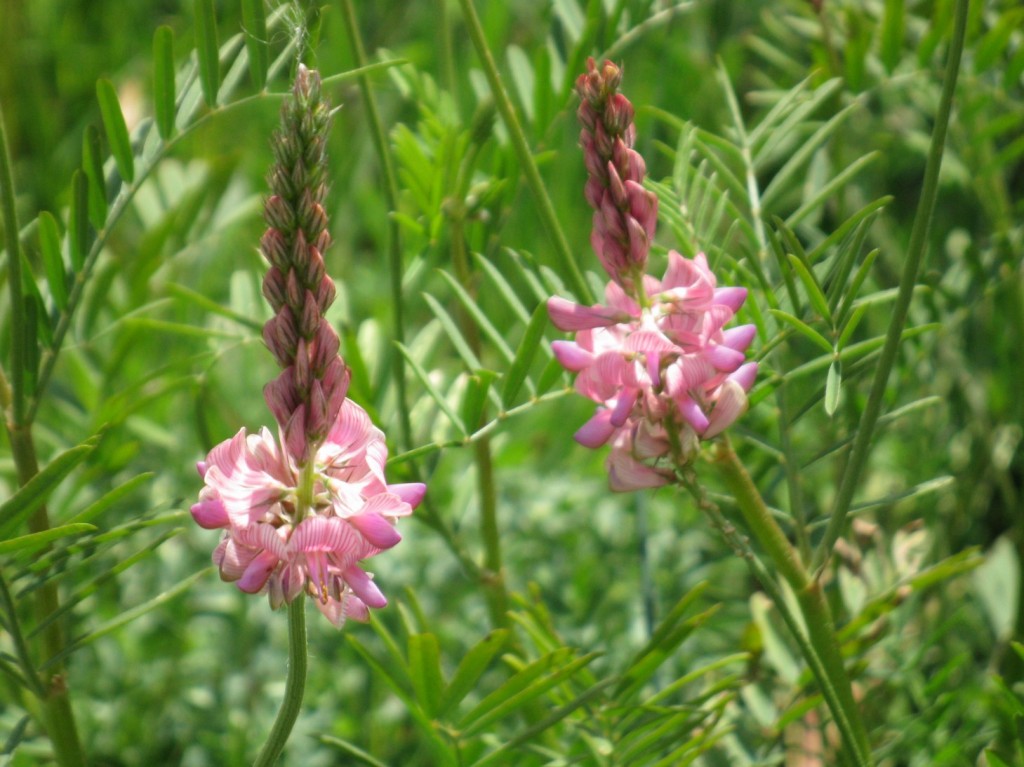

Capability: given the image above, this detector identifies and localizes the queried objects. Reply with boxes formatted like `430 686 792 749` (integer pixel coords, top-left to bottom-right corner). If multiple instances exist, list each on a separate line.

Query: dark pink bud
312 322 341 372
294 337 311 393
285 268 302 308
605 93 634 138
264 195 293 231
626 181 657 239
305 379 329 441
263 318 292 367
263 267 286 309
625 216 650 271
261 228 288 268
299 290 320 337
316 276 336 314
264 369 299 427
305 245 326 286
593 122 614 160
284 403 309 463
606 161 627 207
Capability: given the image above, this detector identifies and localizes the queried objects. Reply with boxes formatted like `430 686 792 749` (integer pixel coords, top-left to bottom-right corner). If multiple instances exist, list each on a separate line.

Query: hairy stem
252 596 308 767
814 0 969 571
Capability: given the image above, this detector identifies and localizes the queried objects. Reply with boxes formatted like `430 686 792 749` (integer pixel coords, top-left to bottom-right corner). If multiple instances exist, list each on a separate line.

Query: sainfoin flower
192 65 423 626
550 60 757 491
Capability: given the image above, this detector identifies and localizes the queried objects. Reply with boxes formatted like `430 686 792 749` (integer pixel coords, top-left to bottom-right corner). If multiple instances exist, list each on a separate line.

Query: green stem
713 437 872 766
1 101 85 767
253 596 308 767
0 100 25 425
455 0 592 303
814 0 969 572
339 0 413 455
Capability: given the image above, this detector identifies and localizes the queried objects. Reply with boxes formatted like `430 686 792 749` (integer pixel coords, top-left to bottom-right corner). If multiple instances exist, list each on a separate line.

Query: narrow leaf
96 79 135 184
408 633 444 718
153 26 176 140
787 255 832 323
769 309 834 354
437 629 509 717
194 0 220 107
82 124 108 228
825 358 842 416
0 524 96 556
37 212 68 310
501 301 547 407
0 442 95 539
43 568 209 670
437 270 516 363
460 371 495 430
241 0 269 91
396 343 467 437
318 736 388 767
69 170 90 271
65 473 153 525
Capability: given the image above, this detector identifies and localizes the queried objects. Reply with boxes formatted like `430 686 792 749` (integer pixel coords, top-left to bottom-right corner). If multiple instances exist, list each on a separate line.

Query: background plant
0 1 1020 765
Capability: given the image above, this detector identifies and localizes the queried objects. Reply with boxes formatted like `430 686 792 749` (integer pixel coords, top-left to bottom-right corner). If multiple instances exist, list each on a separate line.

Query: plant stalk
253 596 308 767
814 0 969 571
713 437 872 766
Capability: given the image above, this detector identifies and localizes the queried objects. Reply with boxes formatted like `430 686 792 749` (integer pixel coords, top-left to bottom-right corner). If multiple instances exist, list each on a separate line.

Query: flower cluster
548 60 757 491
192 66 422 626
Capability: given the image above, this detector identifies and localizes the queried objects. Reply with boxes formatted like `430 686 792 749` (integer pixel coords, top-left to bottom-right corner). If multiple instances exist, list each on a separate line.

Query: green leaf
194 0 220 107
836 248 879 327
318 736 388 767
0 441 96 539
408 633 444 718
82 125 108 228
436 271 515 364
501 301 547 408
69 169 90 271
459 651 599 736
787 255 832 324
437 628 509 717
880 0 905 74
396 342 467 438
241 0 269 91
0 523 95 556
153 26 176 140
825 358 841 416
769 309 833 354
984 750 1013 767
64 473 153 525
460 371 496 430
786 152 879 229
43 567 209 670
96 79 135 184
37 212 68 310
423 293 482 372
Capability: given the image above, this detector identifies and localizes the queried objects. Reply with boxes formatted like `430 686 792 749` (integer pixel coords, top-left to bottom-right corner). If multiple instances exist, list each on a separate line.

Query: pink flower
193 399 423 627
548 252 757 489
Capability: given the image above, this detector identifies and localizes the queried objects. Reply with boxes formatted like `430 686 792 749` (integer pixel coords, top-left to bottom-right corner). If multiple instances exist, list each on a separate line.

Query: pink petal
344 566 387 609
386 482 426 509
552 340 594 372
705 344 746 372
607 449 672 492
574 409 617 448
547 297 625 331
714 287 747 313
237 549 280 593
348 511 402 549
678 397 710 433
703 380 749 438
610 387 638 428
191 499 229 530
721 324 757 352
728 361 759 392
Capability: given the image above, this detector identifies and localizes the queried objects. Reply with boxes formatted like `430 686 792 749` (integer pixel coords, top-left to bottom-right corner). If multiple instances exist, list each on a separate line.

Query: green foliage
0 0 1020 765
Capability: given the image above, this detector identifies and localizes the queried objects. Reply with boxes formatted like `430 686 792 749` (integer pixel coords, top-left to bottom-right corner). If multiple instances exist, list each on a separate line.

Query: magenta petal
386 482 426 509
575 409 617 448
728 361 759 392
348 512 402 549
237 549 279 593
714 287 747 312
191 499 229 530
344 566 387 609
547 297 624 331
196 461 208 479
705 344 746 372
721 324 757 352
678 397 710 433
610 388 637 427
552 340 594 372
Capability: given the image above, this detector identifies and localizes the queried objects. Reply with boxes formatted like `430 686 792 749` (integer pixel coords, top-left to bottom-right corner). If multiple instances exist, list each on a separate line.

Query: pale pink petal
728 361 759 392
705 344 746 372
237 550 280 593
721 324 757 352
191 499 229 530
703 380 749 438
607 448 672 491
678 397 710 433
714 287 747 313
348 511 402 549
547 297 624 331
386 482 426 509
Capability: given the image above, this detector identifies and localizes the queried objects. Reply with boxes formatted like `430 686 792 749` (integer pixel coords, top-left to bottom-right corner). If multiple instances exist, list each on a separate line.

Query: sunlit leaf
97 79 135 184
153 26 176 140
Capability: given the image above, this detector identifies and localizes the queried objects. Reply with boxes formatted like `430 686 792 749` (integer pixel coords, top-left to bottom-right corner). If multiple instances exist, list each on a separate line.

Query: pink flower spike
547 296 625 331
575 409 617 448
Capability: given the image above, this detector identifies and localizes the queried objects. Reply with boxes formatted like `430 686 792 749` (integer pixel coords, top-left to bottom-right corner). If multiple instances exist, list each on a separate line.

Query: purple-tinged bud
264 369 299 428
305 379 329 442
606 162 628 207
284 403 309 464
274 307 299 356
294 337 311 394
305 245 326 287
605 94 635 138
264 195 293 231
299 290 320 338
263 318 292 368
285 267 302 308
316 276 336 314
261 228 289 268
625 216 650 272
263 267 287 310
312 323 341 372
626 181 658 239
593 122 614 160
597 197 626 240
314 230 331 254
322 357 350 418
585 177 604 210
